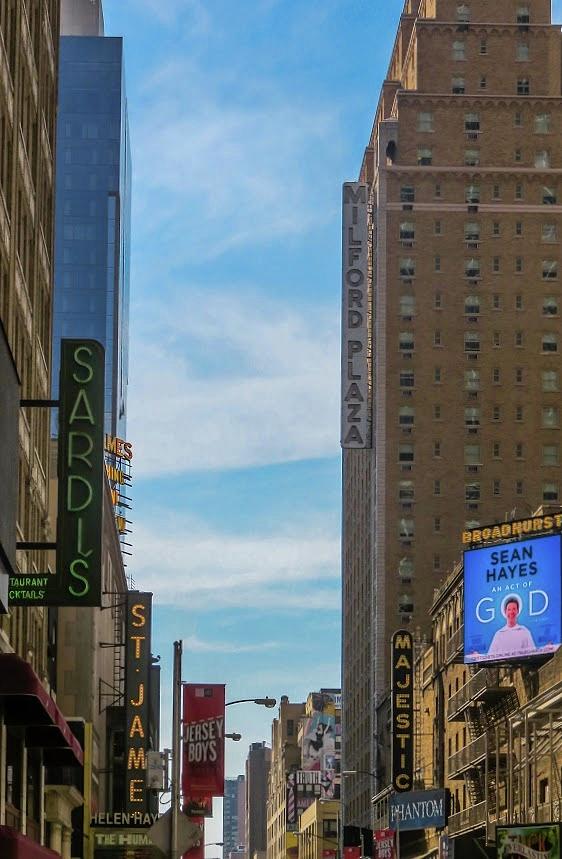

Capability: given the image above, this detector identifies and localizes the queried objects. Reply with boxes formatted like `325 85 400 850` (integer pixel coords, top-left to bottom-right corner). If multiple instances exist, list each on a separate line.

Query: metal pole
171 640 183 859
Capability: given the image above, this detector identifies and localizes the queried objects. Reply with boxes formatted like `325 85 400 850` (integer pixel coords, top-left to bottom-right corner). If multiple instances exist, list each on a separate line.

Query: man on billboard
487 595 536 658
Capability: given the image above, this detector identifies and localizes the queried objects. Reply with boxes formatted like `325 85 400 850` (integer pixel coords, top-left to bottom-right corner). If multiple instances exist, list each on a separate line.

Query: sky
100 0 562 846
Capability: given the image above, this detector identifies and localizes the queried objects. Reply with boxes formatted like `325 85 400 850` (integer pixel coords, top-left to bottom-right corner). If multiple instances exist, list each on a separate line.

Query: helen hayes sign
389 790 448 832
341 182 370 449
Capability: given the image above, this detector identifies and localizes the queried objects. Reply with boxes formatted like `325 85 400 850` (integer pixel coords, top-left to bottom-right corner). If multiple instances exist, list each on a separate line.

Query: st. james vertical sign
125 592 152 813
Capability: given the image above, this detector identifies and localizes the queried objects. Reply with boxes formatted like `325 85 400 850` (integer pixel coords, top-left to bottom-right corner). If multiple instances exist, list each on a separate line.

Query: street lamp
341 770 377 779
225 697 276 708
204 843 224 848
225 733 242 741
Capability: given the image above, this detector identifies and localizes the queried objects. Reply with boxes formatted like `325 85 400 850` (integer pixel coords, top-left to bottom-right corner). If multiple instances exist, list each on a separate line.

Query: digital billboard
464 534 562 664
497 825 561 859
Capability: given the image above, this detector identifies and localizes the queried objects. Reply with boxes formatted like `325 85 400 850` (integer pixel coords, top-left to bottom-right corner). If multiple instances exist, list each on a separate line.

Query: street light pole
171 640 183 859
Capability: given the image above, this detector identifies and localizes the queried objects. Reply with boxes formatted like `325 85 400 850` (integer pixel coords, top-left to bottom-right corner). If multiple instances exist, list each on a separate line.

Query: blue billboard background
463 534 562 664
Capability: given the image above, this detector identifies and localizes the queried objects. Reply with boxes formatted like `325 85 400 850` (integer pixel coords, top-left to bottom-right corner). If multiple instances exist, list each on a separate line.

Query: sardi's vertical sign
182 684 225 816
390 630 414 792
9 339 105 606
125 592 152 813
341 182 371 449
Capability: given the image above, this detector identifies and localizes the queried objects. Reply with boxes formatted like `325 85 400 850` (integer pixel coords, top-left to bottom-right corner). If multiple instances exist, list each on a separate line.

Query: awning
0 826 59 858
0 654 83 766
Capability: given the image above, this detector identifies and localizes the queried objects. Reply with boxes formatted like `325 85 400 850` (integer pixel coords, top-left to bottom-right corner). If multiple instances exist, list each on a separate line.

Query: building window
543 186 557 204
399 444 414 463
517 79 530 95
493 405 501 421
515 405 524 421
465 222 480 242
465 369 480 390
479 75 487 90
479 38 487 55
517 5 530 23
433 554 441 571
493 442 501 458
543 446 559 466
542 334 558 353
401 186 415 202
399 406 415 426
399 518 414 538
399 480 415 500
453 41 466 61
434 441 441 457
434 255 441 272
515 295 523 310
466 185 480 203
517 43 529 61
515 148 522 162
535 151 550 169
434 328 442 346
465 258 480 278
492 368 500 384
434 516 442 533
287 719 294 736
465 331 480 352
400 222 415 242
434 404 442 420
398 594 414 614
465 149 480 166
465 444 481 464
493 256 500 273
493 222 501 236
434 479 442 495
516 442 524 458
493 480 501 496
493 294 501 309
535 113 551 134
543 483 559 502
543 296 559 316
465 113 480 133
418 112 434 132
399 557 414 582
515 257 523 273
543 406 559 427
542 223 557 242
514 111 523 128
493 331 501 347
400 370 415 388
543 260 558 279
493 184 501 200
515 183 524 200
452 77 465 94
515 221 523 236
457 4 470 21
434 367 442 383
516 480 524 496
465 407 480 427
400 294 416 318
435 183 442 198
542 371 559 391
515 368 524 383
465 482 480 500
465 295 480 315
399 331 415 352
434 220 442 235
418 147 433 166
400 258 416 278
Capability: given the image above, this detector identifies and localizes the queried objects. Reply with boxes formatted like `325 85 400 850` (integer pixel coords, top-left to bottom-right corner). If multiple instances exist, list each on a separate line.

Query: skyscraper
52 0 131 438
342 0 562 827
245 742 271 859
223 775 245 859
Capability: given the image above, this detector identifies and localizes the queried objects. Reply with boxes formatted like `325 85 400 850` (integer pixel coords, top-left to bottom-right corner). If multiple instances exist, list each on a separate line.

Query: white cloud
132 511 340 610
128 289 340 477
182 635 280 653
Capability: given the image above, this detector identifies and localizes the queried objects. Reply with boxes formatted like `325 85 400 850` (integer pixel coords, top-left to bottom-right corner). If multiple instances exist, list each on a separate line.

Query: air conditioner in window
401 464 413 471
466 465 480 473
468 427 479 434
466 241 479 249
467 353 479 360
401 240 414 247
467 391 478 400
401 390 413 397
466 132 480 140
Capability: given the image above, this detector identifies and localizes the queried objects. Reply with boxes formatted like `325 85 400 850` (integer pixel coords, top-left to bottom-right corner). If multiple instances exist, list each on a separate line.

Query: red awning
0 654 83 766
0 826 59 858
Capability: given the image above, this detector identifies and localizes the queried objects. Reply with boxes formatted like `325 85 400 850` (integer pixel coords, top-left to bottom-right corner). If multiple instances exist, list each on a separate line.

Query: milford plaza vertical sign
9 339 105 606
125 592 153 813
391 630 414 792
341 182 371 449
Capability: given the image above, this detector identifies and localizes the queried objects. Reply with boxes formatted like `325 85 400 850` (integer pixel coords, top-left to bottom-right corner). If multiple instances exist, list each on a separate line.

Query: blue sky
102 0 562 844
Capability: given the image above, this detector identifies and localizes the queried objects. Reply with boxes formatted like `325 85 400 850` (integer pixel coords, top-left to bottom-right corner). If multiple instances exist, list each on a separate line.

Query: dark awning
0 654 83 766
0 826 59 858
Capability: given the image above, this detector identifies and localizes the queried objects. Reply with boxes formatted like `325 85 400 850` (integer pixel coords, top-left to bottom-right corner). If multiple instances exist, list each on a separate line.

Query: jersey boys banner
182 684 225 816
464 534 562 664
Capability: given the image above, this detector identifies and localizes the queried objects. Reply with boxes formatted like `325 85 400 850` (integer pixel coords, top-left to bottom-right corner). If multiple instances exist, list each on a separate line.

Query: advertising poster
464 535 562 664
497 825 561 859
182 684 225 817
375 829 396 859
302 695 337 772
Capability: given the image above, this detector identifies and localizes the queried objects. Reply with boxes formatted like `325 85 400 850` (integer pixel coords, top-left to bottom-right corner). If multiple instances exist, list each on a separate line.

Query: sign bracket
20 399 59 408
16 542 56 551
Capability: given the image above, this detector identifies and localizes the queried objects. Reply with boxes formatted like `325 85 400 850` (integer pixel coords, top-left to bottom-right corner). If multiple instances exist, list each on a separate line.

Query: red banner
374 829 396 859
182 816 204 859
182 684 225 815
344 849 361 859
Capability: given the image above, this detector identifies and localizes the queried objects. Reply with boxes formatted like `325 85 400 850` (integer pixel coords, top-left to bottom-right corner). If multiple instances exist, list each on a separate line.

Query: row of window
400 369 560 391
399 221 558 242
452 4 531 24
400 185 558 204
398 443 561 468
399 258 559 278
399 294 560 315
398 479 560 504
416 145 552 167
399 331 560 351
399 400 560 425
396 404 560 428
418 112 551 135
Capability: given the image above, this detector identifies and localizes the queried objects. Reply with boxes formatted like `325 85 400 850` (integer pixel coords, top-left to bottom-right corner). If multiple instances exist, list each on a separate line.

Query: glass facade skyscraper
52 33 131 439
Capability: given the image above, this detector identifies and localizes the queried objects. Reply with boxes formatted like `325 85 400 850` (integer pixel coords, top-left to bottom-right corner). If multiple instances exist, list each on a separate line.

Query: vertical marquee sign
390 630 414 792
125 591 152 813
9 339 105 606
341 182 370 449
182 684 225 816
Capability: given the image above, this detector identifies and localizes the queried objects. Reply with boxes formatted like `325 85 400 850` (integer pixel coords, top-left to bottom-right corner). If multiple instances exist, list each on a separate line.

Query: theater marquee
341 182 371 449
125 592 153 813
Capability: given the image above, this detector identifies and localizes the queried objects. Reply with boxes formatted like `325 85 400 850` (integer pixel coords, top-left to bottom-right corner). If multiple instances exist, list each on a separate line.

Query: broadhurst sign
341 182 371 449
390 630 414 792
389 790 448 832
464 534 562 664
124 592 152 813
9 339 105 607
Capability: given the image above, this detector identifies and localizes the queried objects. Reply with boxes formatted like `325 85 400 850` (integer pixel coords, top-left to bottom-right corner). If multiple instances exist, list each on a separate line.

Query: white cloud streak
182 635 280 653
128 289 340 477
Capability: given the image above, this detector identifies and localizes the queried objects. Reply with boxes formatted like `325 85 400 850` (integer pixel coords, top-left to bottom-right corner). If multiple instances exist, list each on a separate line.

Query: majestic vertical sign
390 630 414 793
9 339 105 606
182 684 225 816
341 182 370 448
125 592 152 813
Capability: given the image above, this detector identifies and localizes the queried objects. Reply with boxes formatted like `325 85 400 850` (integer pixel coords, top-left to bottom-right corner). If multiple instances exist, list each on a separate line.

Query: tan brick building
342 0 562 828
